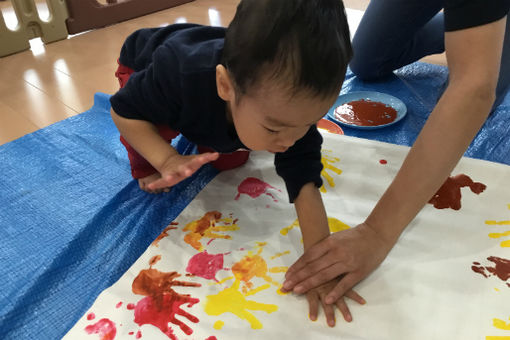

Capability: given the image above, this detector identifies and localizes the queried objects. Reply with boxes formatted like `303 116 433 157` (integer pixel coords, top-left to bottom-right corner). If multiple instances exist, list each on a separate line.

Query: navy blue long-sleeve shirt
110 24 323 202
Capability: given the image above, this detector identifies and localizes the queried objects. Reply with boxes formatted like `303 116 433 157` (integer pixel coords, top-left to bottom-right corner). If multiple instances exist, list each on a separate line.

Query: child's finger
306 291 319 322
176 154 216 179
321 299 336 327
147 174 180 190
335 297 352 322
345 289 366 305
177 164 194 177
189 152 220 167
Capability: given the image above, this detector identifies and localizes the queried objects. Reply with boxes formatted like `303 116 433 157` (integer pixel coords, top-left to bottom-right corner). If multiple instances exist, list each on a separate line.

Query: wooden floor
0 0 446 145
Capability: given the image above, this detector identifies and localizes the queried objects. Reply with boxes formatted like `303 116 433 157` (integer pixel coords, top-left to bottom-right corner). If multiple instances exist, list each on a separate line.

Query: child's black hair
222 0 352 99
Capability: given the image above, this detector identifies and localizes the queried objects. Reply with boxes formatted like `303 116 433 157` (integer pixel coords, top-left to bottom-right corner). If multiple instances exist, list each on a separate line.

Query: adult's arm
283 16 507 302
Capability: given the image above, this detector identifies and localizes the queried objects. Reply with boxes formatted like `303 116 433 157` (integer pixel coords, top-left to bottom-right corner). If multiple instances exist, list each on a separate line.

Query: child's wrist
152 147 180 173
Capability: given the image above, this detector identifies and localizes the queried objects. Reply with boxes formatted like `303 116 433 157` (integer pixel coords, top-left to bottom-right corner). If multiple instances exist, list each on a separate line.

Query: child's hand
305 278 365 327
147 152 219 191
138 173 170 194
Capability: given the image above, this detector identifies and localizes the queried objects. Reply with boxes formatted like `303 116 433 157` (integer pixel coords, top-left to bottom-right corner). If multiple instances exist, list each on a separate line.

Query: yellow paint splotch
280 217 351 236
183 211 239 251
320 150 342 193
205 279 278 329
486 314 510 339
213 320 224 330
328 217 351 232
269 267 287 273
486 221 510 225
494 317 510 331
485 205 510 248
232 242 282 294
280 220 299 236
270 251 290 260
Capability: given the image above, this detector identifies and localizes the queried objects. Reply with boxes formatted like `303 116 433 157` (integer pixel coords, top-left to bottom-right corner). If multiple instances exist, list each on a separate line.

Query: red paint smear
131 268 201 339
87 313 96 320
206 239 215 246
153 226 178 247
472 256 510 287
84 318 117 340
235 177 280 202
379 159 387 165
186 251 224 281
170 222 179 225
428 174 486 210
132 268 200 297
129 332 134 335
116 302 122 309
134 294 199 339
334 99 397 126
149 255 162 267
136 330 142 339
205 337 218 340
126 303 135 310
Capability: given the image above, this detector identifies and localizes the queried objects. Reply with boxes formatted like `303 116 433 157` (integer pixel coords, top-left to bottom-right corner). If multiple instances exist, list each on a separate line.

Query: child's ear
216 65 236 102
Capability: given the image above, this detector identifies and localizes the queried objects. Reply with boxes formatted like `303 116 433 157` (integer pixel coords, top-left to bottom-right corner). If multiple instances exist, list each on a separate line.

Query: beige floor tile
0 102 39 145
0 82 77 129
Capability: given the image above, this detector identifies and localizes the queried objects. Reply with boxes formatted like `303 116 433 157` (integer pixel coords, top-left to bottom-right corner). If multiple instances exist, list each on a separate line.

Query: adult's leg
493 15 510 110
350 0 445 80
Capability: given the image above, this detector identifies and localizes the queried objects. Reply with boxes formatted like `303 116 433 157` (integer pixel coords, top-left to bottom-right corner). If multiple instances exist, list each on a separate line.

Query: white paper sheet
64 133 510 340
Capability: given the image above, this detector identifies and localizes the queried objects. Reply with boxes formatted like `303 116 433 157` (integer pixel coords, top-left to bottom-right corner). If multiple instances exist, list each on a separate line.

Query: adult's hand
282 222 395 304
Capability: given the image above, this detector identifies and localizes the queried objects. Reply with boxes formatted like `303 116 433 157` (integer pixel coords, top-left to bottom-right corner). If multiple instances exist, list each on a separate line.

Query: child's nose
278 127 308 147
277 133 299 148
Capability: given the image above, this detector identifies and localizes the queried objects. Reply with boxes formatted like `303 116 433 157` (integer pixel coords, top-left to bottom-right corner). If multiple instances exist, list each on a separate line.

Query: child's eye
264 127 279 134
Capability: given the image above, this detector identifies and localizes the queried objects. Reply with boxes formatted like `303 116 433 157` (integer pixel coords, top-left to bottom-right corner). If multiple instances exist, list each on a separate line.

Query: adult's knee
349 53 390 81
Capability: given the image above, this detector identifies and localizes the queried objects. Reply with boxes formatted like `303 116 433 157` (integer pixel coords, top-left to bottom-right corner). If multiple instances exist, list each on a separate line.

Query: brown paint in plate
334 99 397 126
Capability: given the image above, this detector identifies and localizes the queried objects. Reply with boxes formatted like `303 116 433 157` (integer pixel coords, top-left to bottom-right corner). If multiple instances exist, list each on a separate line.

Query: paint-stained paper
64 133 510 340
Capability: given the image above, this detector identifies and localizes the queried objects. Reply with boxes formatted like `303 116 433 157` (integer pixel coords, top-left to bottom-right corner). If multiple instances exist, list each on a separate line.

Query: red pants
114 61 250 179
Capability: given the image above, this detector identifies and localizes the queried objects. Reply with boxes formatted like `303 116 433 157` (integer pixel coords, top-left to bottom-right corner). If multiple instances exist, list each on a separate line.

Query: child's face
229 87 335 152
216 65 337 153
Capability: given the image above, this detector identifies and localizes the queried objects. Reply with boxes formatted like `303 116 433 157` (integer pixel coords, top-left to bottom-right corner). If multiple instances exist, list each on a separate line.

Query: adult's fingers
325 272 363 305
291 262 349 294
283 252 339 291
285 238 332 278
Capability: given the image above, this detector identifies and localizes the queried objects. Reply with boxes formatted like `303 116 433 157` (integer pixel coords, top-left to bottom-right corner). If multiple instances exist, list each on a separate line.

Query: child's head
216 0 352 152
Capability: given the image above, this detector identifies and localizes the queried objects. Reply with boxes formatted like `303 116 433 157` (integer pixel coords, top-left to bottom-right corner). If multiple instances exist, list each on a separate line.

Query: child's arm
293 182 365 326
294 183 329 250
111 109 219 190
